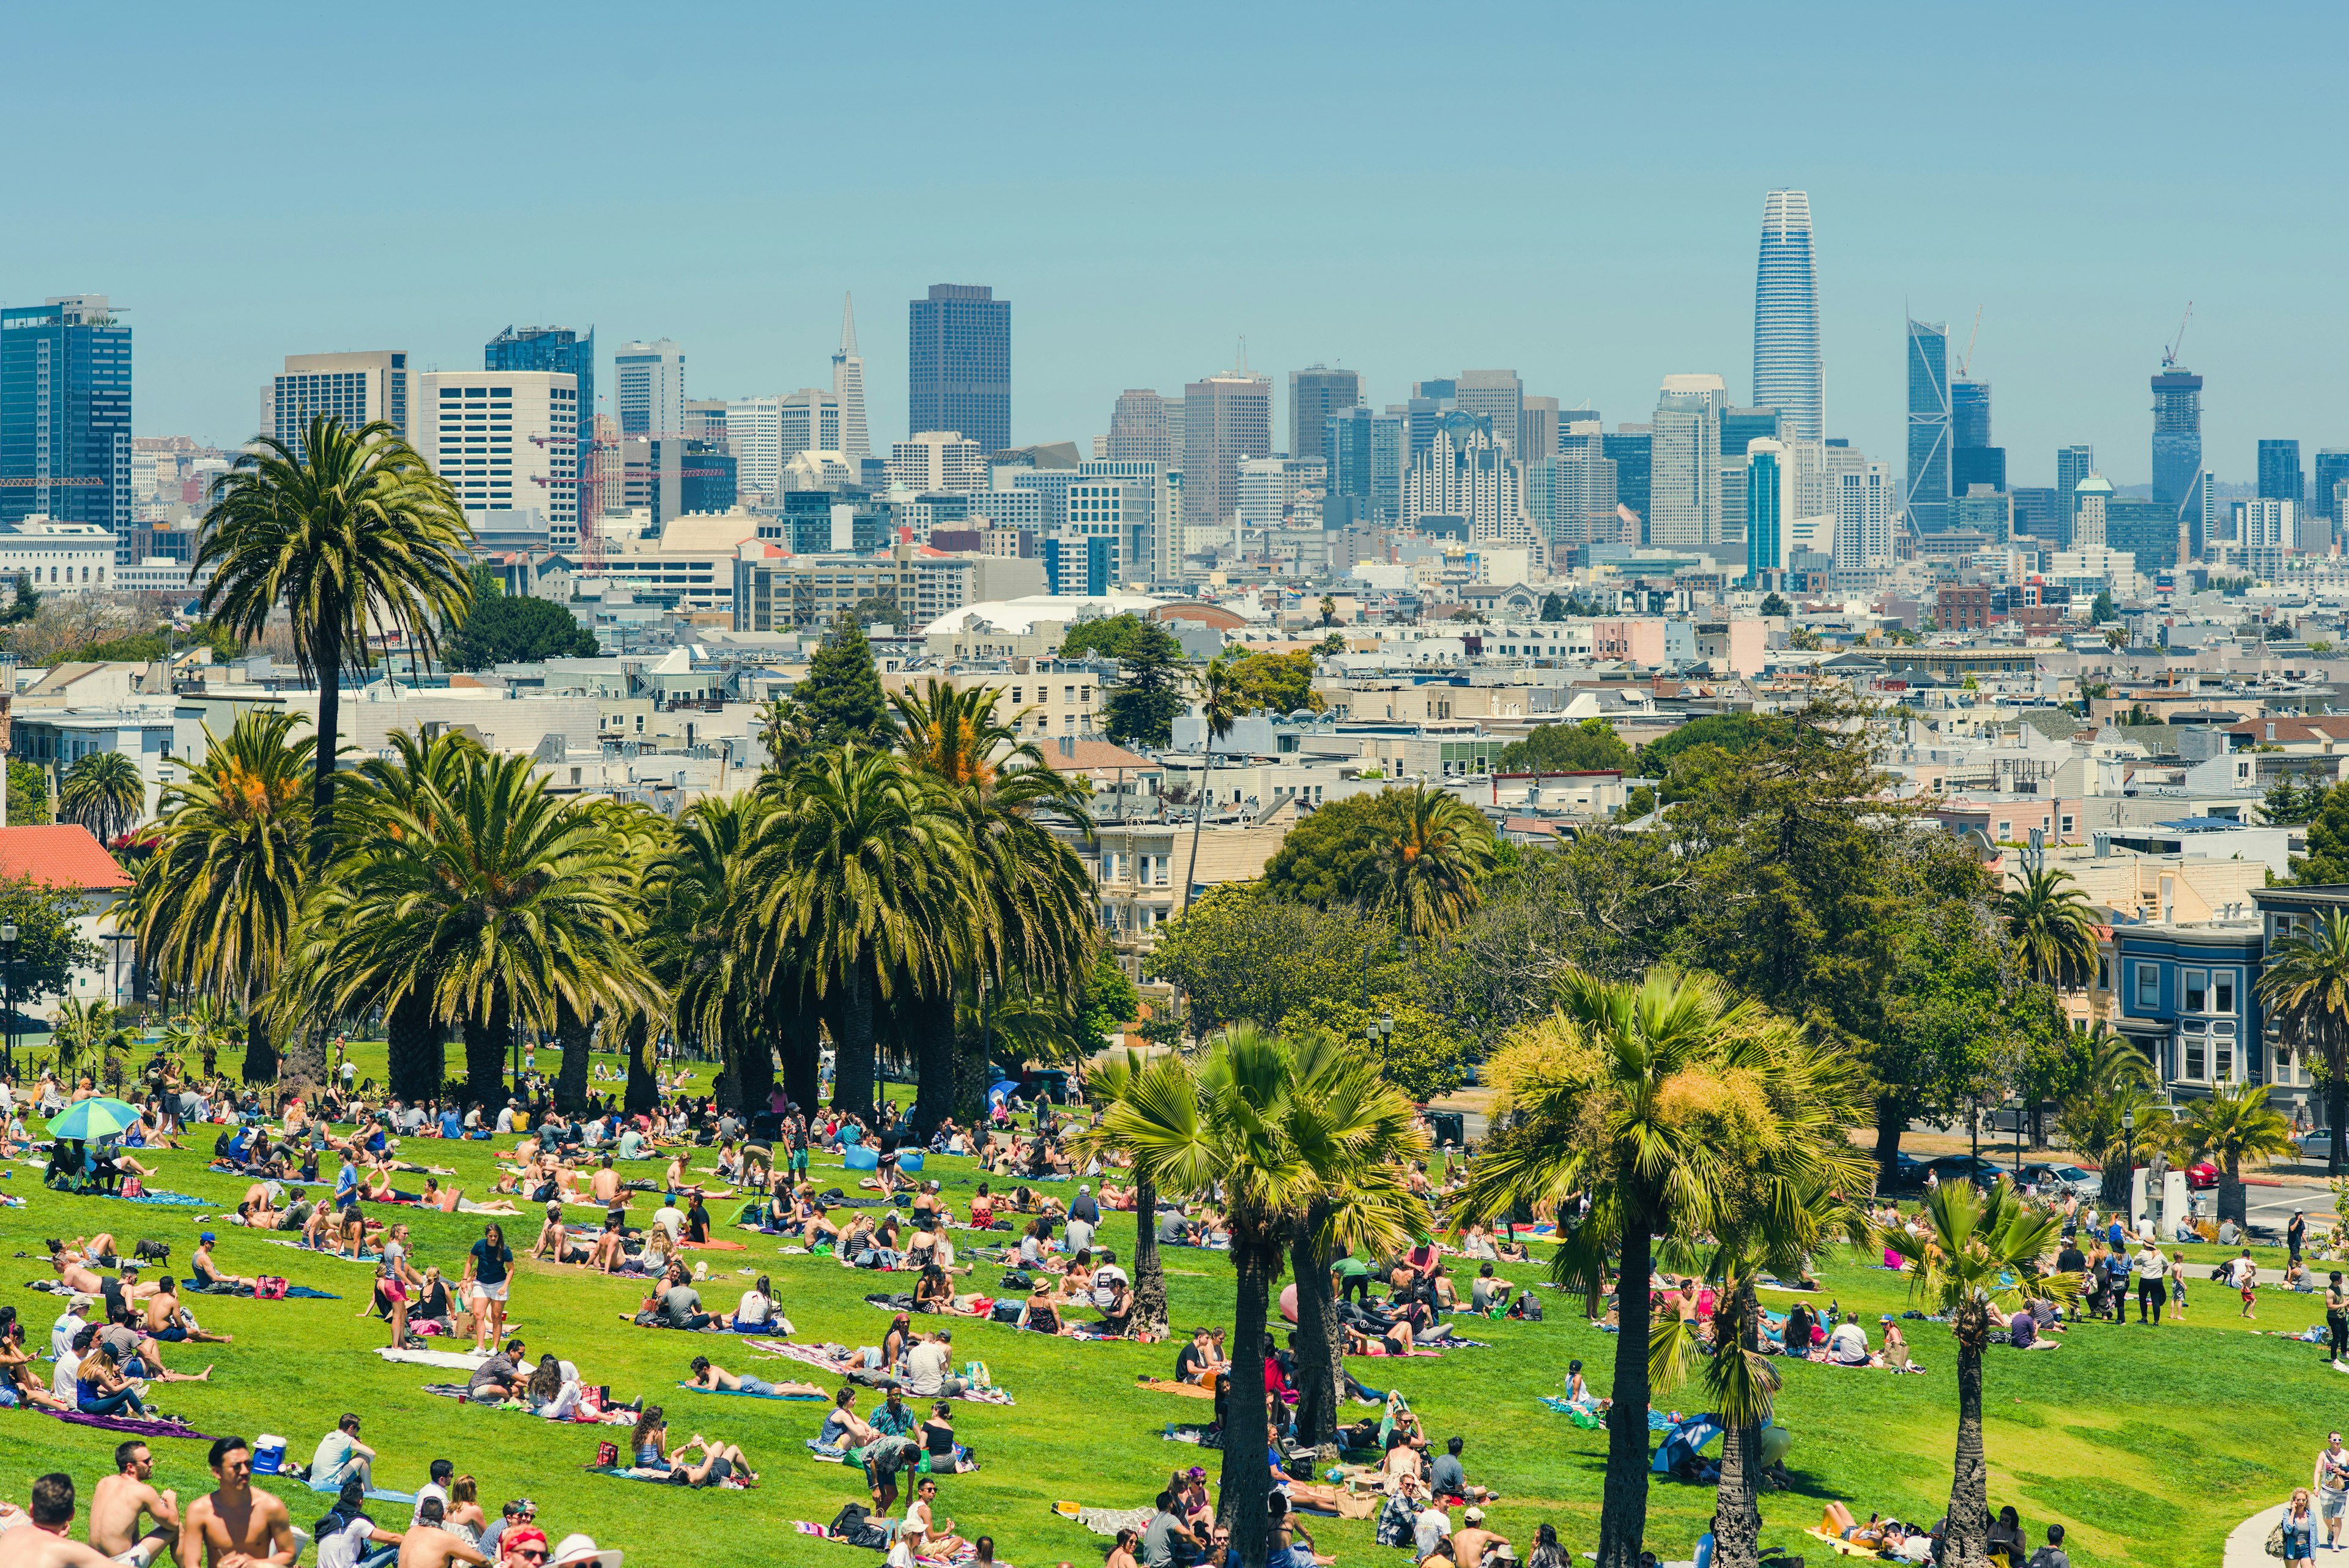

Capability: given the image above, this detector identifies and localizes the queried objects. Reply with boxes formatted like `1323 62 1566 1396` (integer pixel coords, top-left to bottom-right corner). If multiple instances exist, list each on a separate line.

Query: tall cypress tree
797 613 894 751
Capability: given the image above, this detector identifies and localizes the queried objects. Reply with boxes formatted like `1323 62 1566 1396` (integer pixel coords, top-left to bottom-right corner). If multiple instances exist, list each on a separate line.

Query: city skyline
11 2 2349 486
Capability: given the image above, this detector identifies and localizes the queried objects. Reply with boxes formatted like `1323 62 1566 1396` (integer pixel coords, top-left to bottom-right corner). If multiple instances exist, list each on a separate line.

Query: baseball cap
199 1232 215 1244
1464 1507 1485 1523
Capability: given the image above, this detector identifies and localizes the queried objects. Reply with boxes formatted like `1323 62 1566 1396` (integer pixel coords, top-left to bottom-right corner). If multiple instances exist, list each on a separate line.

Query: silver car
2016 1161 2099 1197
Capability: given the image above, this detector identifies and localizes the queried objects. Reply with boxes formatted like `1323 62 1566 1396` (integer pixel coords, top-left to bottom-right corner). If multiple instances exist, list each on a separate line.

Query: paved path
2224 1501 2287 1567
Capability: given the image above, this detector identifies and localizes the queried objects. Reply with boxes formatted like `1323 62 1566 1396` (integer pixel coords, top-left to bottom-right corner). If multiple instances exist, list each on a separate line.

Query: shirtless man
1448 1508 1509 1568
397 1499 488 1568
0 1474 115 1568
588 1156 622 1208
91 1442 179 1566
144 1280 233 1346
50 1253 106 1299
176 1438 297 1568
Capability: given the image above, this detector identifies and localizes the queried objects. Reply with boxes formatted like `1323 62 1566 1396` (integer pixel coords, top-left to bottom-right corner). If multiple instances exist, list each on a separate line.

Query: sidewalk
2222 1501 2286 1567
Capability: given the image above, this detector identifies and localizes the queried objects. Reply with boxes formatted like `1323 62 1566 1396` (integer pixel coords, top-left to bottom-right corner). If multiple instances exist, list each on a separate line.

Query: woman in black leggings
2325 1272 2349 1368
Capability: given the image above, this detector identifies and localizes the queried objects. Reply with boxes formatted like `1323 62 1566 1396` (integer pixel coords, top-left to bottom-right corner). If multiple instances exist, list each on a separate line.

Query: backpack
253 1277 289 1300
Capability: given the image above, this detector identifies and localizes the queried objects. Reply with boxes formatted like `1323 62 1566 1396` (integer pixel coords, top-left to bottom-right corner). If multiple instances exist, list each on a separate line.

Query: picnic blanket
585 1463 750 1490
113 1191 208 1207
1538 1395 1605 1430
1135 1377 1215 1400
375 1345 490 1371
676 1382 826 1401
1803 1527 1887 1558
267 1241 383 1264
185 1280 341 1300
421 1384 636 1423
792 1520 977 1565
1061 1504 1154 1537
48 1411 213 1440
1161 1422 1221 1447
300 1474 415 1506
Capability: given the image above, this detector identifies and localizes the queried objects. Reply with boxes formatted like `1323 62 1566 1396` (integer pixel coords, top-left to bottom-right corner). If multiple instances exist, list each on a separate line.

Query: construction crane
533 470 730 484
1956 306 1984 378
2162 302 2194 369
0 476 103 487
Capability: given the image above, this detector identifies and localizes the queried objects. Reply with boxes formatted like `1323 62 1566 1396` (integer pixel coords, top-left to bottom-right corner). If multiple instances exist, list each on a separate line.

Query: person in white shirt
1092 1256 1130 1313
411 1459 453 1526
651 1202 686 1249
1064 1215 1095 1257
51 1300 89 1362
904 1331 967 1398
495 1104 517 1136
51 1337 81 1404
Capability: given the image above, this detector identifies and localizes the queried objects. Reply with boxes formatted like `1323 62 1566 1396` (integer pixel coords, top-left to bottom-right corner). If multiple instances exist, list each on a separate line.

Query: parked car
1878 1151 1929 1191
2184 1159 2220 1191
2016 1161 2099 1197
2295 1128 2338 1162
1922 1154 2009 1187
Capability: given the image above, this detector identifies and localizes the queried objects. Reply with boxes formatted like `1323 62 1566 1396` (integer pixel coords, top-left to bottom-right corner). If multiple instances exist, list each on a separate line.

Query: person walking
2290 1210 2308 1268
2133 1238 2166 1325
2315 1433 2349 1552
2283 1487 2317 1564
2233 1249 2261 1322
2167 1251 2188 1321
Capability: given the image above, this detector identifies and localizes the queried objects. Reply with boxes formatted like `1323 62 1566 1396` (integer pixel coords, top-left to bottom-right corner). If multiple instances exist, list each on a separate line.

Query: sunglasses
513 1551 547 1562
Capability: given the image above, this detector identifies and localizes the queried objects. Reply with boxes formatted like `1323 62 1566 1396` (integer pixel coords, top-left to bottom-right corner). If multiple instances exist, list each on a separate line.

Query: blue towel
303 1475 416 1506
119 1191 207 1207
677 1383 823 1401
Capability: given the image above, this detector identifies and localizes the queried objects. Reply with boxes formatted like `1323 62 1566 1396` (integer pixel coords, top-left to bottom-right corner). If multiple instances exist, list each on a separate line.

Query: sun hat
547 1536 618 1568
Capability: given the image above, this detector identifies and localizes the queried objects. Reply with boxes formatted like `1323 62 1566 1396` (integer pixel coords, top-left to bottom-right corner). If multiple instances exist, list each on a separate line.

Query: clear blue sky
16 0 2349 488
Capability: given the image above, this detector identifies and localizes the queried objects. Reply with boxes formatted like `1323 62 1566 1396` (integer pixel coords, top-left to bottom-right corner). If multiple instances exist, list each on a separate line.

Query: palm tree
130 710 314 1084
2055 1037 2172 1208
160 997 239 1082
1885 1181 2080 1568
2262 910 2349 1174
2181 1081 2296 1227
751 748 970 1117
891 678 1097 1129
195 414 474 869
647 793 786 1115
1177 655 1243 926
1359 782 1497 942
312 751 654 1110
1067 1050 1181 1339
1454 967 1845 1568
58 752 147 845
1101 1028 1424 1568
1999 866 2099 989
51 998 135 1086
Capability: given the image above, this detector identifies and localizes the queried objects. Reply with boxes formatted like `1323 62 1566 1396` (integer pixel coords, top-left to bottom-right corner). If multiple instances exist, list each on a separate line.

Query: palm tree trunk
1947 1330 1991 1568
464 995 509 1113
1132 1170 1168 1336
2331 1073 2347 1178
623 1013 656 1115
1710 1287 1766 1568
554 1000 594 1114
2219 1161 2247 1228
1287 1232 1343 1446
1597 1206 1656 1568
1181 740 1216 919
386 989 442 1104
241 987 276 1085
1872 1092 1906 1195
280 1023 326 1102
310 620 343 872
732 1016 776 1118
778 997 821 1115
1221 1235 1277 1567
833 964 877 1117
905 992 956 1138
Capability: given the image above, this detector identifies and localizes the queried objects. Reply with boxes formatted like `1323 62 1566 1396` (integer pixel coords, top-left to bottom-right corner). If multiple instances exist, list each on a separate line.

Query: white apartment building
1834 462 1893 570
891 431 987 494
1078 459 1171 583
725 389 842 498
259 350 411 453
613 338 685 437
1402 426 1531 548
0 518 119 592
412 372 580 549
591 508 762 612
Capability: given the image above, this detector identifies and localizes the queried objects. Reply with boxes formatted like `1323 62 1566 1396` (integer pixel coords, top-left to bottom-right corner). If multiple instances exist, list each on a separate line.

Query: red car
2184 1159 2220 1191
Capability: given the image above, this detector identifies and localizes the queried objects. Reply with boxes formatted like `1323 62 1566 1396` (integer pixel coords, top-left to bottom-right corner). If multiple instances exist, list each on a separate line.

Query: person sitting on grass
466 1339 530 1404
585 1216 627 1275
901 1476 967 1561
818 1388 878 1449
142 1278 232 1345
74 1340 147 1418
0 1318 72 1411
187 1235 245 1293
628 1406 755 1488
1017 1279 1067 1337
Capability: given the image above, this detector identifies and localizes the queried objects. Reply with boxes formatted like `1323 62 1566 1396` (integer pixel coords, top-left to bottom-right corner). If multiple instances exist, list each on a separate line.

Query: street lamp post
2121 1107 2136 1215
1 921 18 1076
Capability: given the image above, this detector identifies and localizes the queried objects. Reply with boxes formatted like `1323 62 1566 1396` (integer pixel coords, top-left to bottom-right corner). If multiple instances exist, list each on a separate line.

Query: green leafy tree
442 568 599 669
0 877 101 1028
1637 711 1775 776
1494 718 1635 775
1221 649 1323 716
1059 611 1152 661
1078 951 1141 1044
1258 791 1391 908
1316 595 1336 628
793 614 895 751
1097 618 1186 749
1067 1051 1183 1337
130 710 313 1084
2090 588 2117 623
2011 1021 2096 1150
6 762 50 826
196 413 475 871
1539 593 1565 622
1312 632 1346 657
1459 968 1859 1568
2266 770 2332 827
2181 1081 2296 1227
1886 1183 2079 1568
1146 884 1398 1038
58 751 148 844
1757 591 1791 617
646 792 785 1115
2290 787 2349 883
1280 995 1469 1100
0 574 39 625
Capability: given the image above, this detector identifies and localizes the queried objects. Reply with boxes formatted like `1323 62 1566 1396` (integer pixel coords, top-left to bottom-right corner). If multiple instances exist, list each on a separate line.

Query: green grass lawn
0 1118 2321 1568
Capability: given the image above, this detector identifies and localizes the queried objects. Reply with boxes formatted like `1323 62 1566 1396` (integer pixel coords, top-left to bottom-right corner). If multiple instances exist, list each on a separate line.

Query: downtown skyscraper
831 294 869 463
1751 190 1822 442
2151 360 2204 527
909 284 1009 455
1905 318 1951 532
0 295 131 542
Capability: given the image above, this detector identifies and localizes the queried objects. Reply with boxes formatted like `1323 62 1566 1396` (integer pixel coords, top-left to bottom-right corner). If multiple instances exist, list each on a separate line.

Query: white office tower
1833 463 1891 573
1455 370 1524 455
891 431 987 494
1081 459 1172 582
413 371 579 547
614 338 685 437
2072 474 2112 551
832 294 869 461
1519 396 1561 465
1403 424 1532 548
1649 374 1727 549
262 351 410 458
725 388 843 499
1753 190 1824 440
2238 497 2297 549
1784 437 1831 520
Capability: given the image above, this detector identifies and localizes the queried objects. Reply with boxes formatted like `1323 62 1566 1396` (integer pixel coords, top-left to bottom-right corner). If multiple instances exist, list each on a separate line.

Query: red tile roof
0 826 132 891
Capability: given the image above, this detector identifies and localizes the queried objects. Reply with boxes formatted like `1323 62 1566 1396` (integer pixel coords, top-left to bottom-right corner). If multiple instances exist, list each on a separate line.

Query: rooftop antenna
2162 302 2194 369
1236 336 1249 376
1957 305 1984 378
